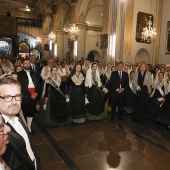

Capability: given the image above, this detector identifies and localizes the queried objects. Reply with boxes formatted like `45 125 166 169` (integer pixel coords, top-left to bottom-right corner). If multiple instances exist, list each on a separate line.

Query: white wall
85 30 101 59
131 0 158 63
158 0 170 64
77 29 86 60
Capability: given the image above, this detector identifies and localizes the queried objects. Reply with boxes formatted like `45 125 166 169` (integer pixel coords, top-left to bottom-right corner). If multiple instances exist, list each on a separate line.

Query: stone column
123 0 134 63
153 0 163 64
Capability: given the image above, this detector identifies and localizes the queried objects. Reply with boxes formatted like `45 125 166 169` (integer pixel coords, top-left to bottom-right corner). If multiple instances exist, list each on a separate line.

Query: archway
0 40 9 57
0 37 13 57
135 48 150 63
19 41 30 58
30 48 41 59
87 50 100 63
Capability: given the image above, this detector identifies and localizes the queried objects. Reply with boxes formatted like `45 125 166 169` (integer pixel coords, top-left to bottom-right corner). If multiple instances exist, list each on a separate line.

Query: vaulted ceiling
0 0 71 18
0 0 38 18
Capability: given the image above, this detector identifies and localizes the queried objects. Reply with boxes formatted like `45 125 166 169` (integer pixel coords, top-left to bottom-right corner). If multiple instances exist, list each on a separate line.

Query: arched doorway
19 41 30 58
87 50 100 63
0 37 13 57
30 48 41 59
135 48 150 63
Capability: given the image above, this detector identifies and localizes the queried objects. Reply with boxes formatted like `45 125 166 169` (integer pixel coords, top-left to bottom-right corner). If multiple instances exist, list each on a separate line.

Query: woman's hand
103 87 108 93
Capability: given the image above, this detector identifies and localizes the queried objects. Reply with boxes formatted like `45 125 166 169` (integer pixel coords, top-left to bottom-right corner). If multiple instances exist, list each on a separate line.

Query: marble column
108 0 127 65
153 0 163 64
123 0 134 63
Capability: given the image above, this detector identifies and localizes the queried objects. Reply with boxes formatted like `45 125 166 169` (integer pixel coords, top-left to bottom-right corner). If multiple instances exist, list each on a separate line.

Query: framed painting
100 34 108 49
165 21 170 54
136 11 154 43
44 44 49 51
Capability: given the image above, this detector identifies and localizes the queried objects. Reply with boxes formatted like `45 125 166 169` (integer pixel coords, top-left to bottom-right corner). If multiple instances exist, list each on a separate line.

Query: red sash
28 88 35 93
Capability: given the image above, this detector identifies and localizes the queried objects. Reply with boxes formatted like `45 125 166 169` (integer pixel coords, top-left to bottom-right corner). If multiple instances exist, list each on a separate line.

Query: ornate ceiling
0 0 72 18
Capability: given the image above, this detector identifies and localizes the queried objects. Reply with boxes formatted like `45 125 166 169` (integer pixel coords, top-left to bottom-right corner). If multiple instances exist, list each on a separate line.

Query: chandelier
48 31 56 40
36 36 41 43
141 16 157 43
69 23 79 35
68 23 79 40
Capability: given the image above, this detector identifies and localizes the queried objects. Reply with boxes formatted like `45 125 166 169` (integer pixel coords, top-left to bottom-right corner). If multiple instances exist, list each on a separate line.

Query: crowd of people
0 54 170 169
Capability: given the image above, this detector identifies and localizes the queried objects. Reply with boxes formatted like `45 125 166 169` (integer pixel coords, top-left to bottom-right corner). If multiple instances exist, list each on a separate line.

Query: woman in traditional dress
0 67 5 78
132 63 152 123
152 66 160 82
85 63 106 120
67 63 86 123
148 71 170 120
105 62 112 82
39 66 69 126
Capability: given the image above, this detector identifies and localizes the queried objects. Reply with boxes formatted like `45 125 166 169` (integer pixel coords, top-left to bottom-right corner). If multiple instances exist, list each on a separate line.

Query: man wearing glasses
0 77 40 170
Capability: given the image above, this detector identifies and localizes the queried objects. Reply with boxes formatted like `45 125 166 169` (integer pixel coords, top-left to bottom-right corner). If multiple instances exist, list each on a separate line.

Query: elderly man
0 77 40 170
109 62 129 120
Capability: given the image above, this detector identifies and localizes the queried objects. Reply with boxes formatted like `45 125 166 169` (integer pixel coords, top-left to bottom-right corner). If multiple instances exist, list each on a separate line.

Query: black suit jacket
2 117 41 170
109 70 129 95
17 70 38 97
30 63 41 81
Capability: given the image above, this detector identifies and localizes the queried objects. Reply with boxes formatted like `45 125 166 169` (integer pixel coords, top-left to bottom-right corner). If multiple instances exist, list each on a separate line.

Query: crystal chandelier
36 36 41 43
68 23 79 40
69 23 79 35
48 31 56 40
141 16 157 43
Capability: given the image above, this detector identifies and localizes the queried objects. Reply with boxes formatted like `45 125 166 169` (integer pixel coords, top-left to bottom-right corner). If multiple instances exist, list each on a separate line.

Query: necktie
119 71 122 89
32 65 35 72
119 71 122 79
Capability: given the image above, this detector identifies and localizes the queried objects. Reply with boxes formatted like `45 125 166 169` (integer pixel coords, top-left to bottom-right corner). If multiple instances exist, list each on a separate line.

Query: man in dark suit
109 62 129 120
29 54 41 79
18 59 38 133
0 77 40 170
29 54 42 100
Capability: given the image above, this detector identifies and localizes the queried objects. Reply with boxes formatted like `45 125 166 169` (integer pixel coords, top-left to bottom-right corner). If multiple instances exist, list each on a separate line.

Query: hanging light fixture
69 23 79 35
141 16 157 43
68 23 79 40
48 31 56 41
36 36 41 43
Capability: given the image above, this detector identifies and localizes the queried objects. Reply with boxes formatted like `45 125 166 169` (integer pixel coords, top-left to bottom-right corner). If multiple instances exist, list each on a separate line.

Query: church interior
0 0 170 170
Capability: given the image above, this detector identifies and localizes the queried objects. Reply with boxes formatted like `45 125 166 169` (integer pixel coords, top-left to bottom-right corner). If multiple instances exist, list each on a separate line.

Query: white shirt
58 67 70 77
2 115 36 162
24 69 35 88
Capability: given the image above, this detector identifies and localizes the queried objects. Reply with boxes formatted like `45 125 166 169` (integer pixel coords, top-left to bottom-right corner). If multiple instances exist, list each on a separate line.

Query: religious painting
100 34 108 49
136 11 154 43
44 44 49 51
166 21 170 54
68 39 74 51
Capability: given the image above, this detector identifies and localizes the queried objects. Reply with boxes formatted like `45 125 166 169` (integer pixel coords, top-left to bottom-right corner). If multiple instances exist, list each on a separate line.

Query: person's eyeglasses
0 94 22 102
0 120 4 133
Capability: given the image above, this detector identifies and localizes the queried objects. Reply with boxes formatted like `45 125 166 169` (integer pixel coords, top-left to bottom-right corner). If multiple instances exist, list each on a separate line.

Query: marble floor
31 114 170 170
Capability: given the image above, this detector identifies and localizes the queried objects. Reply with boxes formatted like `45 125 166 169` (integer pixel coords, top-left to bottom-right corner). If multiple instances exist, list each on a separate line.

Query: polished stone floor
31 114 170 170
